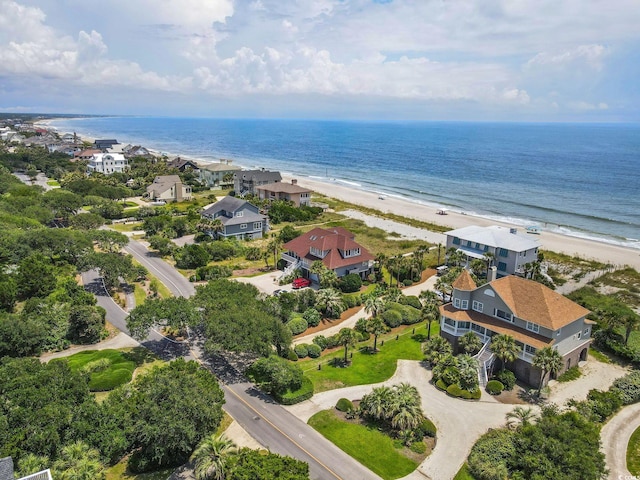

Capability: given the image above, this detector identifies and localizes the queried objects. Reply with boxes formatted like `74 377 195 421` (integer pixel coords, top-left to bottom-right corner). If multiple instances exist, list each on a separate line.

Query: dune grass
302 323 433 393
308 410 418 480
628 425 640 475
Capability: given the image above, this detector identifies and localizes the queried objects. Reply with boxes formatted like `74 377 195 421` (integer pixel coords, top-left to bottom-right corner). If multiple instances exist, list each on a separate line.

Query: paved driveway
601 403 640 479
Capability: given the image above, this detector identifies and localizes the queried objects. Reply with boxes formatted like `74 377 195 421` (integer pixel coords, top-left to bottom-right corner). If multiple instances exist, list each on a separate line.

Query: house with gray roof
0 457 52 480
233 169 282 196
201 196 268 240
445 225 540 277
146 175 192 202
199 159 241 188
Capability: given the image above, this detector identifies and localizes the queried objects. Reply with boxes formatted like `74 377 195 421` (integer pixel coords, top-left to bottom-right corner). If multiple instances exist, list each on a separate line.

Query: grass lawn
589 348 611 363
453 463 476 480
302 323 433 393
628 424 640 475
46 179 60 186
106 461 174 480
131 259 172 298
134 284 147 307
308 410 418 480
110 222 143 232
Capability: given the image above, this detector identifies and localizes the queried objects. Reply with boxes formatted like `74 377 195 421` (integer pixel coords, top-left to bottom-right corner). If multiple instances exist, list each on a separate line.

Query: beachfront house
281 227 375 282
201 196 268 240
445 225 540 277
167 157 199 172
199 160 241 188
94 139 119 151
74 148 102 161
439 270 592 388
87 153 128 174
233 169 282 196
124 145 153 159
146 175 192 202
256 179 312 207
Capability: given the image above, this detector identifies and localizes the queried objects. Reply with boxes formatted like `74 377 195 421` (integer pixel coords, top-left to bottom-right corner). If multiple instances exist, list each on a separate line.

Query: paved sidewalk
601 403 640 479
40 332 140 362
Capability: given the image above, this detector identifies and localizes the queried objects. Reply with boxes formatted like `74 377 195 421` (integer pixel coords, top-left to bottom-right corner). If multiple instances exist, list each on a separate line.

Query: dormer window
494 309 513 323
343 248 360 258
235 211 243 217
526 322 540 333
310 247 327 258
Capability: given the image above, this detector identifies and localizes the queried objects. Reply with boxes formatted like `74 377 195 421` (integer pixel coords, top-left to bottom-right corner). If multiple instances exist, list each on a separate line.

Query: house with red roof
281 227 374 281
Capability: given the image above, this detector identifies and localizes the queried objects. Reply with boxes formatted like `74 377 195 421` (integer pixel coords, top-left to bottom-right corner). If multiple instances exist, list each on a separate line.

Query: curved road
601 403 640 479
94 239 379 480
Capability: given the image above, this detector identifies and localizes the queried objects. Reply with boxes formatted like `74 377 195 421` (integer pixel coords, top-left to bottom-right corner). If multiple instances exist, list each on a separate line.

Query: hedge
435 379 448 391
275 376 314 405
417 418 437 438
382 309 402 328
611 370 640 405
446 383 482 400
493 370 516 391
400 295 422 309
336 398 354 412
294 344 309 358
287 316 308 335
307 343 322 358
312 335 328 350
486 380 504 395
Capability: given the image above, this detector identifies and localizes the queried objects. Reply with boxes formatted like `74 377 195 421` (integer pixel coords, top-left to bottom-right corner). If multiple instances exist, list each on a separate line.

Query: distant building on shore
256 179 312 207
233 169 282 196
445 225 540 277
87 153 128 174
146 175 192 202
199 159 241 188
93 139 119 151
167 157 199 172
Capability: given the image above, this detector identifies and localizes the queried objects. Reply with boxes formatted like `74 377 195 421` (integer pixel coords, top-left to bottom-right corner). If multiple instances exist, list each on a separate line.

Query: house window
453 237 460 245
235 211 243 217
461 300 468 310
498 248 509 257
497 262 507 271
471 323 486 335
475 243 481 249
459 321 470 329
494 309 513 322
557 328 562 336
524 344 537 355
472 301 483 312
584 328 590 336
240 223 247 229
483 245 489 252
444 318 455 327
526 322 540 333
466 241 472 247
253 222 261 230
454 298 461 308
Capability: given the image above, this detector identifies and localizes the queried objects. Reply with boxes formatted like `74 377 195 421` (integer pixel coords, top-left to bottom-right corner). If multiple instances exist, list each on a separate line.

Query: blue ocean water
49 117 640 248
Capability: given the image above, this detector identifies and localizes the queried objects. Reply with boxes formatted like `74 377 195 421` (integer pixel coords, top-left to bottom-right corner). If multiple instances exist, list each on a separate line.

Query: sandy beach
287 175 640 271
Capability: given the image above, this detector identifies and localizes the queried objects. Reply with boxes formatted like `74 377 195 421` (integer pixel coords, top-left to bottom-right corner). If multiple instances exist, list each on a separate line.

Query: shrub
302 308 321 327
468 429 515 480
446 383 481 400
80 358 111 374
486 380 504 395
416 418 437 438
343 294 357 309
402 279 413 286
357 331 370 342
339 273 362 293
611 370 640 405
586 389 623 422
435 379 448 391
174 244 210 269
294 344 309 358
399 295 422 309
336 398 354 412
494 370 516 391
286 316 308 335
247 356 303 394
244 247 262 261
382 309 402 328
557 366 581 382
401 305 421 325
276 376 314 405
306 343 322 358
195 265 232 281
409 441 427 454
326 334 340 349
312 335 328 350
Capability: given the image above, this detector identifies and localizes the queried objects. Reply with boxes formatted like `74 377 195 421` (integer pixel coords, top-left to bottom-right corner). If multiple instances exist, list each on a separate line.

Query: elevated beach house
199 160 241 188
256 179 312 207
281 227 374 281
87 153 128 174
201 196 268 240
233 169 282 196
439 270 592 387
445 225 540 277
146 175 192 202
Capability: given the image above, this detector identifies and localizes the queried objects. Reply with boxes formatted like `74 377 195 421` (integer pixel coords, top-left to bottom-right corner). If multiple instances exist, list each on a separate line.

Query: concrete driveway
601 403 640 479
235 270 297 295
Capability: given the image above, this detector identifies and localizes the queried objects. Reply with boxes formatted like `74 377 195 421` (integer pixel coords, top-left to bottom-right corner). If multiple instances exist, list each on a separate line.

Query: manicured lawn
134 284 147 306
628 424 640 475
453 463 476 480
106 461 174 480
110 222 143 232
65 349 136 391
303 323 433 393
46 179 60 186
309 410 417 480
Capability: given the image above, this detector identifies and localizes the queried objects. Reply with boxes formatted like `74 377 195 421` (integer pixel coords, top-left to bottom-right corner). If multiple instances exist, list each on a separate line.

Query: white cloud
525 44 608 71
567 101 609 111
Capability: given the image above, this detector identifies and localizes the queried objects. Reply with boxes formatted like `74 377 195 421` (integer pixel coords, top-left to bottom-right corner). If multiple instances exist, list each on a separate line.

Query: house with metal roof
201 196 268 240
445 225 540 277
439 271 592 387
281 227 374 281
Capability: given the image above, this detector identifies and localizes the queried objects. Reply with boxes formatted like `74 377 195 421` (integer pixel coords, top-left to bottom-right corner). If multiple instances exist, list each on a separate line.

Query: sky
1 0 639 121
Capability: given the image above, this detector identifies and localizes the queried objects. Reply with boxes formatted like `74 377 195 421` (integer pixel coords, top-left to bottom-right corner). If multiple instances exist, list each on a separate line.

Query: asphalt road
97 239 380 480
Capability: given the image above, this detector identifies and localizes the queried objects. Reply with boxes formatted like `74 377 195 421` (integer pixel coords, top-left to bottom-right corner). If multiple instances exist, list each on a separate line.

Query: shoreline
41 119 640 270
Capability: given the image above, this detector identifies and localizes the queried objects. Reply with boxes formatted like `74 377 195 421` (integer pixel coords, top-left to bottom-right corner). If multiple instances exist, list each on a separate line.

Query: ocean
49 117 640 249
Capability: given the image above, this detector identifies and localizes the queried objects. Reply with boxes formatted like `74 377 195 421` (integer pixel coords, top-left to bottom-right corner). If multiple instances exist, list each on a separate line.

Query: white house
87 153 128 174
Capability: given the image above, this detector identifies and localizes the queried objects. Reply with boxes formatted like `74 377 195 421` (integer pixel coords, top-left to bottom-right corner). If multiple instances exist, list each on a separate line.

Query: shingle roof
200 163 241 172
146 175 182 195
283 227 374 270
201 196 251 216
490 276 590 330
446 225 539 252
0 457 14 480
256 182 312 194
236 170 282 182
452 270 477 291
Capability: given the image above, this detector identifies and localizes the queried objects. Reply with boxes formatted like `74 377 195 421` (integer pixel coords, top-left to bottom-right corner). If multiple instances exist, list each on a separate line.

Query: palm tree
423 336 452 365
622 313 640 345
268 236 283 270
375 253 388 284
16 454 50 479
506 406 537 429
456 354 479 390
470 259 486 278
491 334 520 372
315 288 344 317
360 386 393 421
459 331 482 355
532 346 563 392
53 441 105 480
364 295 385 318
419 290 440 340
394 382 420 408
190 433 238 480
337 328 359 365
483 252 495 278
366 316 389 352
446 247 465 267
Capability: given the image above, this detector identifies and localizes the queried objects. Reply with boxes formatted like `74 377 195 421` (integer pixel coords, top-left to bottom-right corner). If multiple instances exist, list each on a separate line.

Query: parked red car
292 277 311 289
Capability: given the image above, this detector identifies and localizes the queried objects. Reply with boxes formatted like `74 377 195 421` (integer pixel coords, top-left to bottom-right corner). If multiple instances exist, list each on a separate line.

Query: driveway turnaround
601 403 640 479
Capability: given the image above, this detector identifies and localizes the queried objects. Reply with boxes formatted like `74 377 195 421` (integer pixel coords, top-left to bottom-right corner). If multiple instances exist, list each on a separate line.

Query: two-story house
201 196 268 240
146 175 192 202
199 160 241 188
439 270 592 387
233 169 282 196
445 225 540 277
281 227 375 281
256 179 312 207
87 153 128 174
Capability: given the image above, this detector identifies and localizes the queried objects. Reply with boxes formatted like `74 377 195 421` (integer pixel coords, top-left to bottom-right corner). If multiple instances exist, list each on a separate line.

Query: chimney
291 179 298 185
488 266 497 282
509 228 517 234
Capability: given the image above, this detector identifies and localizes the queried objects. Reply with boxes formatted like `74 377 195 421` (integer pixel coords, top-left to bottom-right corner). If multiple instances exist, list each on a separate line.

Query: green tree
277 225 301 243
226 448 310 480
456 354 479 391
423 336 452 365
459 331 482 355
419 290 440 340
190 434 238 480
16 253 57 299
148 235 176 257
53 441 106 480
365 316 389 352
532 347 563 392
248 356 303 395
337 328 359 365
42 189 83 219
491 334 520 372
175 244 211 269
69 212 105 230
315 288 344 318
506 406 537 429
126 297 201 340
92 229 129 253
67 305 106 344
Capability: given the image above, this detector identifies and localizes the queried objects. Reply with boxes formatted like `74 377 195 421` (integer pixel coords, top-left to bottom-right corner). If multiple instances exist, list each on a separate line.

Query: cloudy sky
1 0 639 121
